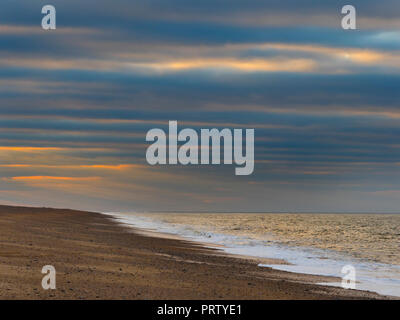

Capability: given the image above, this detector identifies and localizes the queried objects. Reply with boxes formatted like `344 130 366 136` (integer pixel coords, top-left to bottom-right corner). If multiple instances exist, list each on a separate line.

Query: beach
0 205 388 299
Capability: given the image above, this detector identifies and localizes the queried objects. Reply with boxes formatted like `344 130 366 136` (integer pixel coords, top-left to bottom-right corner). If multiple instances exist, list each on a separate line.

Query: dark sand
0 205 387 299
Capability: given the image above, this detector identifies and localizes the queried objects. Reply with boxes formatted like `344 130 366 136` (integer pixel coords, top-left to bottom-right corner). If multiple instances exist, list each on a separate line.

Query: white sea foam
102 212 400 297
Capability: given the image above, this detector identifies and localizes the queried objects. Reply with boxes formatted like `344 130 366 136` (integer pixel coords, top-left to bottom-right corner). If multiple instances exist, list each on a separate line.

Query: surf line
145 121 255 175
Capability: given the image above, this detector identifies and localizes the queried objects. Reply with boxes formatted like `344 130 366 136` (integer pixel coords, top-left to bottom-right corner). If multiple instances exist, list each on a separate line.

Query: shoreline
107 212 400 298
0 205 391 299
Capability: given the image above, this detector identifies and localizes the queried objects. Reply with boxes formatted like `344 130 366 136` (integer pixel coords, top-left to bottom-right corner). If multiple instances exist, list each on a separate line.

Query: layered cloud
0 1 399 212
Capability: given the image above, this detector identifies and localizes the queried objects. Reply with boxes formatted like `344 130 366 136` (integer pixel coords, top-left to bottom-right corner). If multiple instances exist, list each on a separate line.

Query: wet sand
0 205 388 299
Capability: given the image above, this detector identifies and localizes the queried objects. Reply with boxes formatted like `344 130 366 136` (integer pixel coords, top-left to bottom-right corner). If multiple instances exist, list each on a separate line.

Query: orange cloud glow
0 164 143 170
6 176 101 181
0 147 62 152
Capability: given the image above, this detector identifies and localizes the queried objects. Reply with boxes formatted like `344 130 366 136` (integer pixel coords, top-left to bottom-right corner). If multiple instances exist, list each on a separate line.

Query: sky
0 1 400 213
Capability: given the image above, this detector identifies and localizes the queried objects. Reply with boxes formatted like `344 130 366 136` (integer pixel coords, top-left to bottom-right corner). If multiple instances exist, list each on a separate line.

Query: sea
103 212 400 297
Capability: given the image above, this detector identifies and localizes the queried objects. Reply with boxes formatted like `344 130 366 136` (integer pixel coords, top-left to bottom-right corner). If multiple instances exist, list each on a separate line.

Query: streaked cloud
0 1 399 212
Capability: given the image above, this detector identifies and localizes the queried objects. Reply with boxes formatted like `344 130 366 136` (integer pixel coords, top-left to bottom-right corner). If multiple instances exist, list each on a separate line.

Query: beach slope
0 205 385 299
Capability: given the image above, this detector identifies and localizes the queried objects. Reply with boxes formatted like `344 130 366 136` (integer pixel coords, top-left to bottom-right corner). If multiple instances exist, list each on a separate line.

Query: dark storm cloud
2 1 399 25
1 68 400 113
